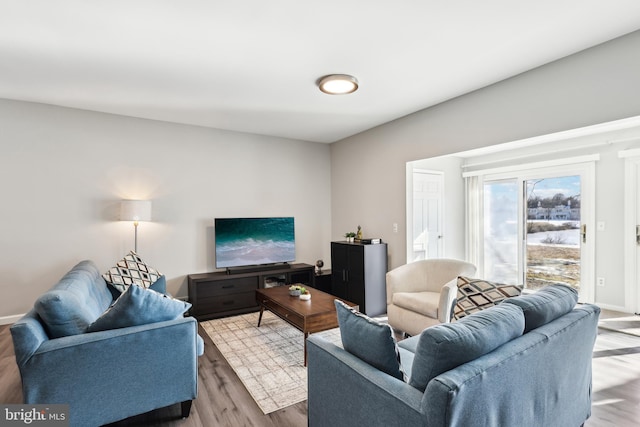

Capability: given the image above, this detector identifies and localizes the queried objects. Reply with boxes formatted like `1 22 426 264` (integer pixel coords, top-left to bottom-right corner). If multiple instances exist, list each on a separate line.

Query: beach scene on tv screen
215 217 295 268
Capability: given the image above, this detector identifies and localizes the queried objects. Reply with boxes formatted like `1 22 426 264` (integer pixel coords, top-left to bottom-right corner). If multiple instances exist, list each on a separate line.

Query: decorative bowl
289 290 301 296
299 293 311 301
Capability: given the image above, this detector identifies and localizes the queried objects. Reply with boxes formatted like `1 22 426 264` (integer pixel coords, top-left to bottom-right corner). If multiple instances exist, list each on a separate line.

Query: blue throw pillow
149 275 167 294
334 300 405 381
408 303 524 392
88 284 191 332
106 275 167 300
503 284 578 333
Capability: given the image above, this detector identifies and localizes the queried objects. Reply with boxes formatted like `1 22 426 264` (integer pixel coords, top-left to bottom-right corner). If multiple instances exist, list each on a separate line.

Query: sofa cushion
335 300 405 381
34 260 113 338
408 303 525 392
503 284 578 333
392 291 439 318
88 284 191 332
452 276 523 320
102 251 162 293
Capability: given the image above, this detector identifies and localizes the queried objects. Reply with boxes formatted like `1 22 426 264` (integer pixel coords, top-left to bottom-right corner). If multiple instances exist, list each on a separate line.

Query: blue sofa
308 284 600 427
10 260 204 427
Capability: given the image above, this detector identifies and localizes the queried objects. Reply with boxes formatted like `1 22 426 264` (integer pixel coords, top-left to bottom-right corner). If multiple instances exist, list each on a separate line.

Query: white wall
331 30 640 309
0 99 331 320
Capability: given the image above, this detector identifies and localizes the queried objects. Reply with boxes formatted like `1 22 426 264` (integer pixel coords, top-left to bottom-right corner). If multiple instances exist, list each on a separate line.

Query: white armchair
386 258 477 336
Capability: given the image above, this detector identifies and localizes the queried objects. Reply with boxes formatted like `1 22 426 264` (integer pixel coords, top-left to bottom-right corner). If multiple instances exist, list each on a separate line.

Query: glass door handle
581 225 587 243
636 225 640 245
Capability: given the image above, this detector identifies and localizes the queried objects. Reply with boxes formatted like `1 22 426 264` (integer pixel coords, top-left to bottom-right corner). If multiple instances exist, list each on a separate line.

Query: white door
622 153 640 313
412 170 443 261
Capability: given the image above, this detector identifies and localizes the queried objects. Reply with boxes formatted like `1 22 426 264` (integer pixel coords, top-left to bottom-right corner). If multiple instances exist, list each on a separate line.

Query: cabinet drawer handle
222 301 234 306
222 285 234 289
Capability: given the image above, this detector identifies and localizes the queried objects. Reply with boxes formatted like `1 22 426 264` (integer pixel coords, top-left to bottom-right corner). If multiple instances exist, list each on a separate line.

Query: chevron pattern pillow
452 276 522 320
102 251 162 294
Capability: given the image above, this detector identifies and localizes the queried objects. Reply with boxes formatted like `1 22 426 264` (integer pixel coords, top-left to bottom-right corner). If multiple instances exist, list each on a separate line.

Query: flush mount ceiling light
318 74 359 95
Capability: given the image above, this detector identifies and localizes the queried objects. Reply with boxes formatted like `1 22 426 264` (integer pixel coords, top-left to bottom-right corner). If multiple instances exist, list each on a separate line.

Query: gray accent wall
331 30 640 309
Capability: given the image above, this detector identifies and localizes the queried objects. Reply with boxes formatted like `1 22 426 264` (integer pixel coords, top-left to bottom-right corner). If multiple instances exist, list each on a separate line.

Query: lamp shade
120 200 152 222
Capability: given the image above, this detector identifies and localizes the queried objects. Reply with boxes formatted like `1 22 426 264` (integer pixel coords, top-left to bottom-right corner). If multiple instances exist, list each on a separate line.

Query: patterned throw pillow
102 251 162 293
452 276 522 320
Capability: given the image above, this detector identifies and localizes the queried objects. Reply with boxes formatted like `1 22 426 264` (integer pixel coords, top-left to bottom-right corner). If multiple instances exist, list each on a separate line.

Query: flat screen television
214 217 295 269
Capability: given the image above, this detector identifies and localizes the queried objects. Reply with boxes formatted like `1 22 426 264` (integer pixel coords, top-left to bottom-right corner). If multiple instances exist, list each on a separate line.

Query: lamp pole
133 220 139 252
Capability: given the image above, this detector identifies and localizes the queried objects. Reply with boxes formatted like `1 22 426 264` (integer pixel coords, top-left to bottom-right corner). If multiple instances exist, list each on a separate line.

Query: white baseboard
595 302 630 314
0 314 25 325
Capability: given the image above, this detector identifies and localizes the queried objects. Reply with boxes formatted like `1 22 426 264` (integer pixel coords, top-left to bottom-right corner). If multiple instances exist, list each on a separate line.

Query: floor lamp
120 200 152 253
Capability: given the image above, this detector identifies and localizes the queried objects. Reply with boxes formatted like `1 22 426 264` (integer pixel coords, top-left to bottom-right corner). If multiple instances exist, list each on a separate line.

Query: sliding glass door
477 163 594 301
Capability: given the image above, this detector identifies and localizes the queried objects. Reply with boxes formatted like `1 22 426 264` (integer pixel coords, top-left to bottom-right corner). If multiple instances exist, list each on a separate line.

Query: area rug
598 313 640 337
200 311 342 414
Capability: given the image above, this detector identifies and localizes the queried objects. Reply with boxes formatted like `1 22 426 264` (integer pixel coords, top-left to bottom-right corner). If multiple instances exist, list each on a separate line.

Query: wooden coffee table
256 286 358 366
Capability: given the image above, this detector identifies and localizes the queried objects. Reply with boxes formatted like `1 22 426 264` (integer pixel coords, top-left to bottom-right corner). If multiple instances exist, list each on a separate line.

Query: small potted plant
345 232 356 243
289 284 303 296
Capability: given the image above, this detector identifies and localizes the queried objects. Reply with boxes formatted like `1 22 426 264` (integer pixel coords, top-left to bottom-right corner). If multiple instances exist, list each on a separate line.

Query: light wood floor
1 313 639 427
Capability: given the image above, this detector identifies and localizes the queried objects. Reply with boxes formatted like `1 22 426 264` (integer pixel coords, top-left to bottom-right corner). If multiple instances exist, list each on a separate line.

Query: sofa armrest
10 310 49 367
18 316 201 426
437 278 458 323
307 335 425 427
32 316 198 356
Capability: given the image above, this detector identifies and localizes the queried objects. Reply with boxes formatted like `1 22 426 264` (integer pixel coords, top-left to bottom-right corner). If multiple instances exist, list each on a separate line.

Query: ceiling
2 1 640 144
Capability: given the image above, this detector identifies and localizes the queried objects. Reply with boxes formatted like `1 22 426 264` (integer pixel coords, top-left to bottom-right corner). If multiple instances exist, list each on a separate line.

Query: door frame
466 158 596 303
620 148 640 313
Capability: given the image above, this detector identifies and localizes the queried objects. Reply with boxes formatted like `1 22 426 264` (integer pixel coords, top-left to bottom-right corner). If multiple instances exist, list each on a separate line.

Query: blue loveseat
10 260 204 427
308 284 600 427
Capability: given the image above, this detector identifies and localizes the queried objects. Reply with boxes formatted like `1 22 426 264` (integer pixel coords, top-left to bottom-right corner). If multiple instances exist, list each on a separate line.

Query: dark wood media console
187 263 314 320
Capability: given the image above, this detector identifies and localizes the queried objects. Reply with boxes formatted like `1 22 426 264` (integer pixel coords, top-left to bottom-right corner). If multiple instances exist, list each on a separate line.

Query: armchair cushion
392 291 439 318
452 276 522 320
335 300 405 381
88 284 191 332
408 303 524 392
503 284 578 332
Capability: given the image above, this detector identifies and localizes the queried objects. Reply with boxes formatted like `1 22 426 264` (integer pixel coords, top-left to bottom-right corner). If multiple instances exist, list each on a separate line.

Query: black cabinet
188 263 314 320
313 269 332 293
331 241 387 316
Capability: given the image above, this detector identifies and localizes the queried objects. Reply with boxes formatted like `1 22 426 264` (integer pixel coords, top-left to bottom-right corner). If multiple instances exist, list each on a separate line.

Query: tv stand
188 263 314 320
226 263 291 275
